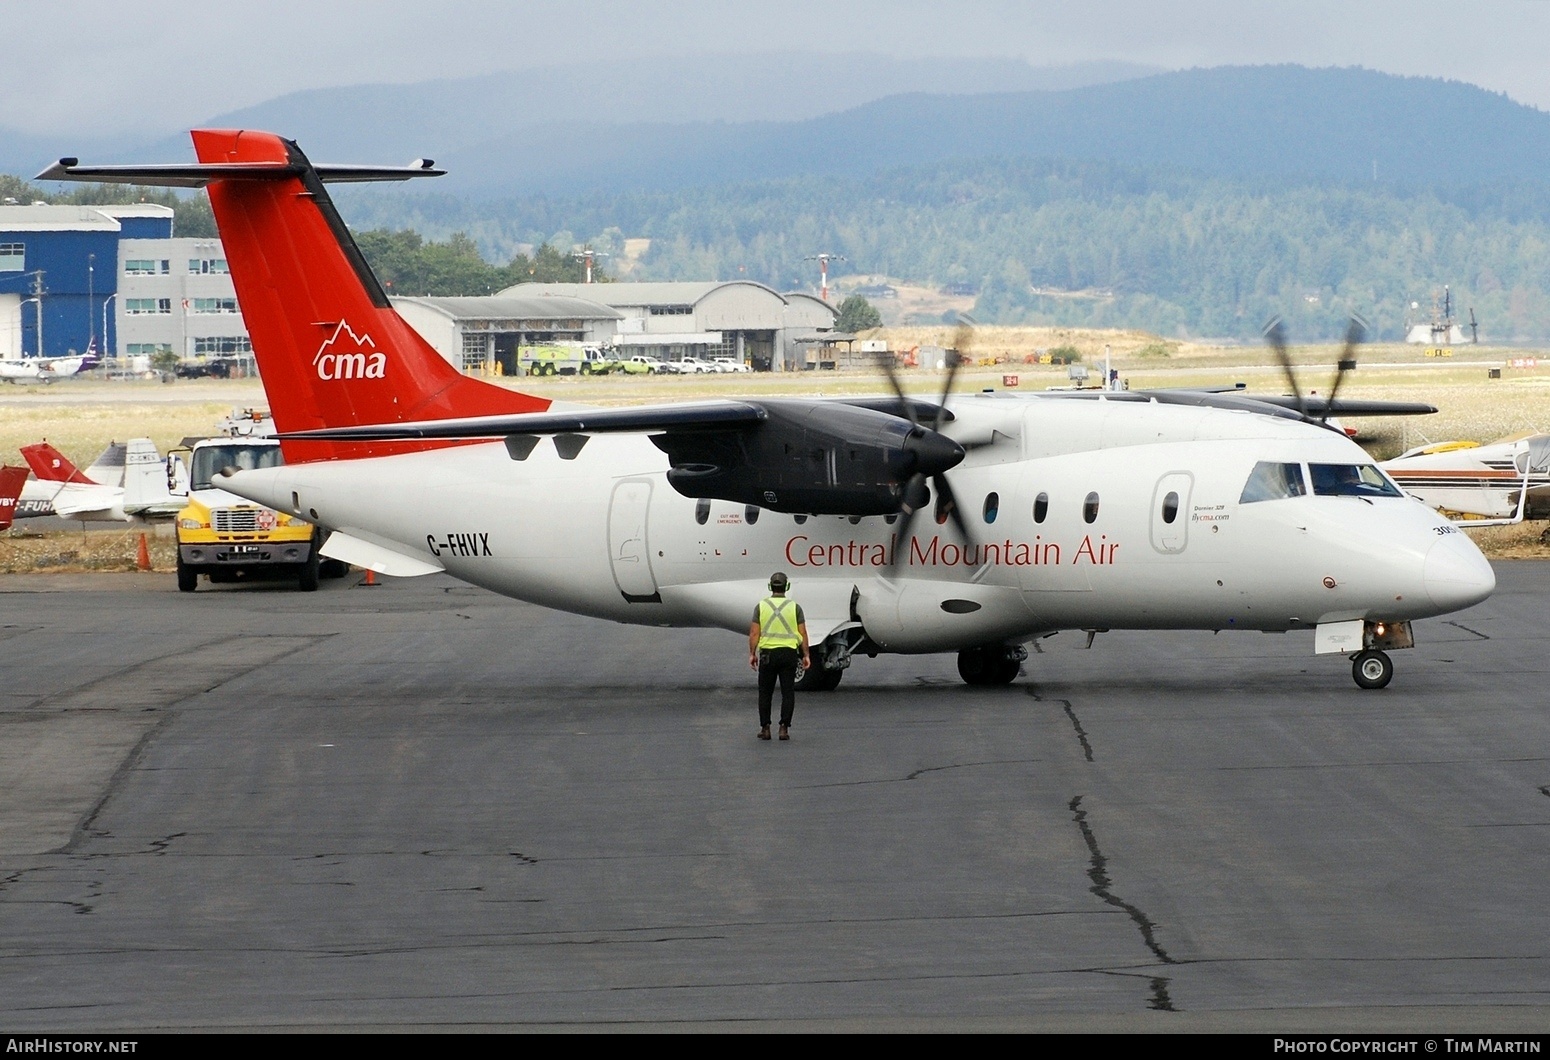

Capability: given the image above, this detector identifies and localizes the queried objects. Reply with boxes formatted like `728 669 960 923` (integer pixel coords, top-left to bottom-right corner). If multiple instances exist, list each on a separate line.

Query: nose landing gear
1351 649 1394 690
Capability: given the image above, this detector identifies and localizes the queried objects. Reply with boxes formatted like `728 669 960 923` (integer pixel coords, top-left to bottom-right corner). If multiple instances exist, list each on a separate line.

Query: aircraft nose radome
1424 535 1496 611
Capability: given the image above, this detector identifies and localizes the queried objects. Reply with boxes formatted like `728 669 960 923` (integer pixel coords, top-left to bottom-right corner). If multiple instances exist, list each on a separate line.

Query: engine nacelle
651 399 962 516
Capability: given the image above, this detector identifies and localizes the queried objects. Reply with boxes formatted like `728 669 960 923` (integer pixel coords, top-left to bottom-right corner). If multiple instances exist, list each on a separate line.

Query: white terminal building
116 235 254 367
394 280 839 372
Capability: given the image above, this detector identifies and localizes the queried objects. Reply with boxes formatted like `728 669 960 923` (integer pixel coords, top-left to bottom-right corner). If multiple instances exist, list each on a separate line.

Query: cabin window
1239 461 1307 503
745 505 760 525
695 498 710 525
1162 491 1180 524
982 492 999 524
1032 492 1048 523
1308 464 1403 498
1083 492 1100 524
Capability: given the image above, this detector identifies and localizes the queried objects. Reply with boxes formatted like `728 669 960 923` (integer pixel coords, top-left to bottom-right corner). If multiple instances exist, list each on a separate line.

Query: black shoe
758 726 771 740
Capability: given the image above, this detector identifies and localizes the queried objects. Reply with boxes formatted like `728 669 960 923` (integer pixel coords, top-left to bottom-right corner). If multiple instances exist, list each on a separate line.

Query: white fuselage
221 393 1496 650
0 356 86 383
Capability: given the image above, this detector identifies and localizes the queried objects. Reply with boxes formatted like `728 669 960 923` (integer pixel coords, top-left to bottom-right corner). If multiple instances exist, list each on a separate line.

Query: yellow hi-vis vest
757 596 801 649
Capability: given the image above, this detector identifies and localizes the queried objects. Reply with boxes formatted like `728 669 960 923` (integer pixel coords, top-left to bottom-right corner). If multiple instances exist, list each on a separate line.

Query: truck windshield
190 445 284 491
1308 463 1403 498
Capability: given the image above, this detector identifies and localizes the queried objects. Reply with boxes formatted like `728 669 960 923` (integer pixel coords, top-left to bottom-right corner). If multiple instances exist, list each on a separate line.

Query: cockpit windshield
1308 463 1403 498
190 444 284 491
1240 461 1307 503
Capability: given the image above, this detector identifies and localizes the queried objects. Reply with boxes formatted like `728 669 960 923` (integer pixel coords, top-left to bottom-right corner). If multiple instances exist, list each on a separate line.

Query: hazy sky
10 1 1550 134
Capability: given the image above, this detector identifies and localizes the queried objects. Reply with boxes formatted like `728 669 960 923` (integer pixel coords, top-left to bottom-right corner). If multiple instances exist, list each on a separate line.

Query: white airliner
40 131 1497 690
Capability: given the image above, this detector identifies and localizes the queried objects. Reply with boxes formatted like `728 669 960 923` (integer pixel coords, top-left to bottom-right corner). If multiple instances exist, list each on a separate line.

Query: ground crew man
749 571 811 741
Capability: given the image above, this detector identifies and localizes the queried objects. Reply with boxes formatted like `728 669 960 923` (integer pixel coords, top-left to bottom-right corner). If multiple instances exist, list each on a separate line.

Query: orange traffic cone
360 567 379 587
135 532 151 572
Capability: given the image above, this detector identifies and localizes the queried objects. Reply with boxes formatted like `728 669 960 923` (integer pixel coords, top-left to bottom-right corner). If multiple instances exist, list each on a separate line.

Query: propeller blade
1263 316 1306 420
890 487 922 571
874 349 920 428
933 472 974 543
901 472 931 513
933 321 973 431
1318 315 1367 424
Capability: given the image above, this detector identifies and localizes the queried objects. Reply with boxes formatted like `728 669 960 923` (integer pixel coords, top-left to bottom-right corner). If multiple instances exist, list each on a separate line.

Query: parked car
676 357 719 374
711 357 751 373
619 355 665 374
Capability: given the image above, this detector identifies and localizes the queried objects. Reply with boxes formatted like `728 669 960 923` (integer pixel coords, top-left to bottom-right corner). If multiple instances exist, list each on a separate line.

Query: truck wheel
176 558 197 593
298 547 320 592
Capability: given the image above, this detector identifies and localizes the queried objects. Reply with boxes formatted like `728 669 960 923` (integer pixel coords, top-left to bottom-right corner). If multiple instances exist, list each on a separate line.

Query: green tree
836 294 882 332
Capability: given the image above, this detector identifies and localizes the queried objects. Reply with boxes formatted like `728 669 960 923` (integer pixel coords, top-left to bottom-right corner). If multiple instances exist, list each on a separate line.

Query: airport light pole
102 293 116 363
804 253 845 303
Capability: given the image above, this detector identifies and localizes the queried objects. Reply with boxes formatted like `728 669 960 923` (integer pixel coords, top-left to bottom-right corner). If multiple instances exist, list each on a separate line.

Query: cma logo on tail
313 321 387 380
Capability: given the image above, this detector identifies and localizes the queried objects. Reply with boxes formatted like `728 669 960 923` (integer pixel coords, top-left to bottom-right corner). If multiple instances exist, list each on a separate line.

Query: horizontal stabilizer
320 530 445 577
36 159 443 187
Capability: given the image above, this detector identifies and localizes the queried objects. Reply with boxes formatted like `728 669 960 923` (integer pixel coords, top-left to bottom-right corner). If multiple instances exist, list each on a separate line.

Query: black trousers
757 647 800 727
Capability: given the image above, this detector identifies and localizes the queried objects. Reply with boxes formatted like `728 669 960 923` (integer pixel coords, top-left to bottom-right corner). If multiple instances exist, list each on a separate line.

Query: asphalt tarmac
1 564 1547 1032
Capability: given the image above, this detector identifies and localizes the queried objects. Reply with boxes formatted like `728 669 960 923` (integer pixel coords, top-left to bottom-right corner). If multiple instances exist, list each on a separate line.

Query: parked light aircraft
0 348 99 384
1382 433 1550 526
40 131 1498 690
18 440 180 522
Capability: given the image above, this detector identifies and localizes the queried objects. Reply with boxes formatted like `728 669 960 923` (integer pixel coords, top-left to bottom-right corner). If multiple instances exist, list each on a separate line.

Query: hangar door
608 479 661 602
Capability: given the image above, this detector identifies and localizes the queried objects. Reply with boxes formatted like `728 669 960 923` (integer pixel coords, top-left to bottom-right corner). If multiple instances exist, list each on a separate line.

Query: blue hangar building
0 203 173 359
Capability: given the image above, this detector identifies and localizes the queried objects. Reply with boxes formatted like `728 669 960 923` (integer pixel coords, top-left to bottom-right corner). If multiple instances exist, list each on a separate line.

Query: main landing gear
1350 649 1394 690
957 645 1025 687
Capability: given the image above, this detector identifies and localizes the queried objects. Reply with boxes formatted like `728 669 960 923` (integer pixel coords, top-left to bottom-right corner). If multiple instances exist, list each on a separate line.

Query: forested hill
428 65 1550 196
336 156 1550 343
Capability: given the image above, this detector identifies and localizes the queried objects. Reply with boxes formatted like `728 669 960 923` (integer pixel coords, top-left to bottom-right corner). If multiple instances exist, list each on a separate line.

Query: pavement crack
1443 620 1491 640
798 760 1040 789
1026 688 1094 762
1069 795 1177 976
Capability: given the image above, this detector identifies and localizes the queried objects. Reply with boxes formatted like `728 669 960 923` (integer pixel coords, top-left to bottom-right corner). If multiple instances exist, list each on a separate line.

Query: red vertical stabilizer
0 465 28 530
191 130 550 461
20 443 96 484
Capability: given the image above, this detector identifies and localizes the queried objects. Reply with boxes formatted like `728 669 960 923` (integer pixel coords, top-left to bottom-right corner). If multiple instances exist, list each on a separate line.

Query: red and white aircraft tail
41 130 553 461
0 465 27 530
20 442 96 484
190 130 550 459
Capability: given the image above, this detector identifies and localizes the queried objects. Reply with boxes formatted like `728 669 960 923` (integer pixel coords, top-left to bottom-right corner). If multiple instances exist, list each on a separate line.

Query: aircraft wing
1248 396 1438 417
281 396 963 519
1135 386 1437 418
279 400 769 441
